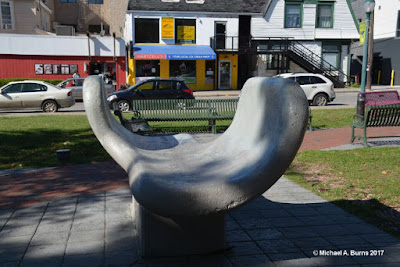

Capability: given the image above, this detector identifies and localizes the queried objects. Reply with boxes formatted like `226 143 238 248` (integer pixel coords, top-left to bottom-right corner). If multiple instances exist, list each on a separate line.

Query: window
170 60 196 83
397 11 400 37
322 43 340 69
1 1 13 30
135 18 159 43
175 19 196 44
136 81 155 90
205 60 215 85
22 84 47 92
317 4 333 28
88 0 103 3
136 60 160 77
158 81 175 90
265 54 289 70
60 0 76 3
285 3 302 28
310 76 327 84
89 24 109 35
3 84 21 94
296 76 312 85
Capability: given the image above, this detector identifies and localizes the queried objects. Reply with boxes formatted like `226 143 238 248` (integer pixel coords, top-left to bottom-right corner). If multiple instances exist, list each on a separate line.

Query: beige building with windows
0 0 52 34
0 0 128 37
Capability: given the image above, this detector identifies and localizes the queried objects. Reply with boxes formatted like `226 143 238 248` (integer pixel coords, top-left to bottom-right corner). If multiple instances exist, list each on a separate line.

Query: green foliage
348 83 361 88
0 78 64 87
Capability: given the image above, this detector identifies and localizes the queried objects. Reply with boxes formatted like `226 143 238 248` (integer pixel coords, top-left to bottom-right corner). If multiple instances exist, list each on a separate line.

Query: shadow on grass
0 128 110 170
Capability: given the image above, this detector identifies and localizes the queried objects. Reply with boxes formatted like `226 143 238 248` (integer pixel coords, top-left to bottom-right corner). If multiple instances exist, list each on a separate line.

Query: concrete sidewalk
1 128 400 266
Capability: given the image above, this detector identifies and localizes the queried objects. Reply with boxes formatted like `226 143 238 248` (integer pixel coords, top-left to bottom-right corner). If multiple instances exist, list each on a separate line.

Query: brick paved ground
0 126 399 266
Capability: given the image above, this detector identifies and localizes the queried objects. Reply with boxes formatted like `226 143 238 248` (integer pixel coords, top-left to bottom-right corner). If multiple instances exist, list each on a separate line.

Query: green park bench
115 98 313 134
122 98 239 134
351 104 400 147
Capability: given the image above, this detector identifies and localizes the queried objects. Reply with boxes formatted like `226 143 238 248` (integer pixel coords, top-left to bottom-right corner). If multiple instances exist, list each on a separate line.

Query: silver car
0 80 75 112
57 77 115 101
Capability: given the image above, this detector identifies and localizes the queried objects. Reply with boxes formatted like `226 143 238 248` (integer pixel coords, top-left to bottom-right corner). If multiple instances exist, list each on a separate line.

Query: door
19 83 47 108
134 81 156 99
218 60 232 89
156 80 175 99
215 22 226 50
0 84 22 108
295 76 313 99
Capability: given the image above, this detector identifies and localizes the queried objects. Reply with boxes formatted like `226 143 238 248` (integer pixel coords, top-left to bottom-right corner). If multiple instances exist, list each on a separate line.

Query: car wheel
312 93 328 106
42 100 58 112
177 101 186 110
117 100 130 112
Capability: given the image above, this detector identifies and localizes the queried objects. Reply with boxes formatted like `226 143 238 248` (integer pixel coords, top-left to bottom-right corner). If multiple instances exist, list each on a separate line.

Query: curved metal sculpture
83 76 309 257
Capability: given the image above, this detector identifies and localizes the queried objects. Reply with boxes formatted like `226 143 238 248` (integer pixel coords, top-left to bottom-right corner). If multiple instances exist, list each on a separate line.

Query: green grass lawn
311 108 355 129
0 115 110 169
285 148 400 238
0 107 360 170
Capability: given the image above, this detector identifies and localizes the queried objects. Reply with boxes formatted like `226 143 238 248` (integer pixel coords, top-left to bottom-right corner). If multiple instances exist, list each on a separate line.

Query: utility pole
366 10 374 90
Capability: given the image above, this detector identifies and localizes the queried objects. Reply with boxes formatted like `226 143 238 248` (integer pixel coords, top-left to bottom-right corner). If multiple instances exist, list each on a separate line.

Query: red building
0 34 127 89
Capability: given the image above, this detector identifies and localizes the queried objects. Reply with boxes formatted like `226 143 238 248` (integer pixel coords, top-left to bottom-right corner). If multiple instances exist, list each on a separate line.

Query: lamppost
357 0 375 118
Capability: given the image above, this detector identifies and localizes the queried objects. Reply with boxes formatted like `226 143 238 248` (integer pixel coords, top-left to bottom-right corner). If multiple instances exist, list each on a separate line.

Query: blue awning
133 45 216 60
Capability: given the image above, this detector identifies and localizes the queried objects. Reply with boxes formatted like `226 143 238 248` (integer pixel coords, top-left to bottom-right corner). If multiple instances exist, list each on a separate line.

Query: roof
128 0 269 14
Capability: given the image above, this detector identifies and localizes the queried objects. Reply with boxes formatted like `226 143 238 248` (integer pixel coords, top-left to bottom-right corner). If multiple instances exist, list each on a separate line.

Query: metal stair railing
288 41 348 86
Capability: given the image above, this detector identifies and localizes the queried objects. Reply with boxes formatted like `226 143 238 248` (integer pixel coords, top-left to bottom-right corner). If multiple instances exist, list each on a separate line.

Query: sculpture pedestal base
132 198 226 258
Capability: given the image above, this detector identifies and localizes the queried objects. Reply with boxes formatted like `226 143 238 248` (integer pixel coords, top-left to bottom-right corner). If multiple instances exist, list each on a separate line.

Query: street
0 92 358 116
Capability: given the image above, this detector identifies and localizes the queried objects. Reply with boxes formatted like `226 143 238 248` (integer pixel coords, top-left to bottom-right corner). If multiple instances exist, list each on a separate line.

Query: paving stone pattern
1 178 400 266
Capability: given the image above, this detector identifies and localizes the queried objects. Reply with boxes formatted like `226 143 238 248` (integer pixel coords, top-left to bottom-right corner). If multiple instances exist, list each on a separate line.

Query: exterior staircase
211 36 349 88
287 41 347 88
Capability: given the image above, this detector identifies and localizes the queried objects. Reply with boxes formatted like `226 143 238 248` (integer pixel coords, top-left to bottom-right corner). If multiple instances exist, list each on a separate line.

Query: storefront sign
177 26 195 43
134 54 166 60
162 17 175 39
166 54 215 60
34 63 77 75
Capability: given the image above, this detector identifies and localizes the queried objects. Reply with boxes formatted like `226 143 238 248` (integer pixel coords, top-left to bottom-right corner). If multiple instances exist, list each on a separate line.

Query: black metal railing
210 36 348 86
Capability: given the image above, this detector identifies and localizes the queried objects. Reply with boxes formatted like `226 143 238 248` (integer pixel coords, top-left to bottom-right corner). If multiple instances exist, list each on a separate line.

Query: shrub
0 78 64 87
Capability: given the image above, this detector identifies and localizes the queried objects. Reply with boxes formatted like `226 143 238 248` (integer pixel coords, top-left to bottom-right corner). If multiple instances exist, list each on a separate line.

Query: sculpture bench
83 76 309 257
126 98 238 133
365 90 400 108
351 104 400 147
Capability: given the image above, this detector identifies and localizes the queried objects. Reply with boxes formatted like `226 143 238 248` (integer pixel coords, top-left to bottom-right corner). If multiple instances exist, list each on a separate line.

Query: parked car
57 77 115 101
275 73 336 106
107 78 195 112
0 80 75 112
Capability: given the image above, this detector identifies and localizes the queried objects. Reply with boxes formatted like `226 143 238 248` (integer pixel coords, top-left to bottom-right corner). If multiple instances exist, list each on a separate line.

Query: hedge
0 78 64 87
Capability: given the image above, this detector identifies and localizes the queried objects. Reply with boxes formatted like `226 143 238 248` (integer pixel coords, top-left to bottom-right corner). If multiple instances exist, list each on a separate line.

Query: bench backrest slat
132 98 238 121
365 104 400 127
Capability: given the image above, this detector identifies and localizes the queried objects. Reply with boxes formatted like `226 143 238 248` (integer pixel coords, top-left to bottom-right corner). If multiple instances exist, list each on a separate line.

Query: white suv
275 73 336 106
